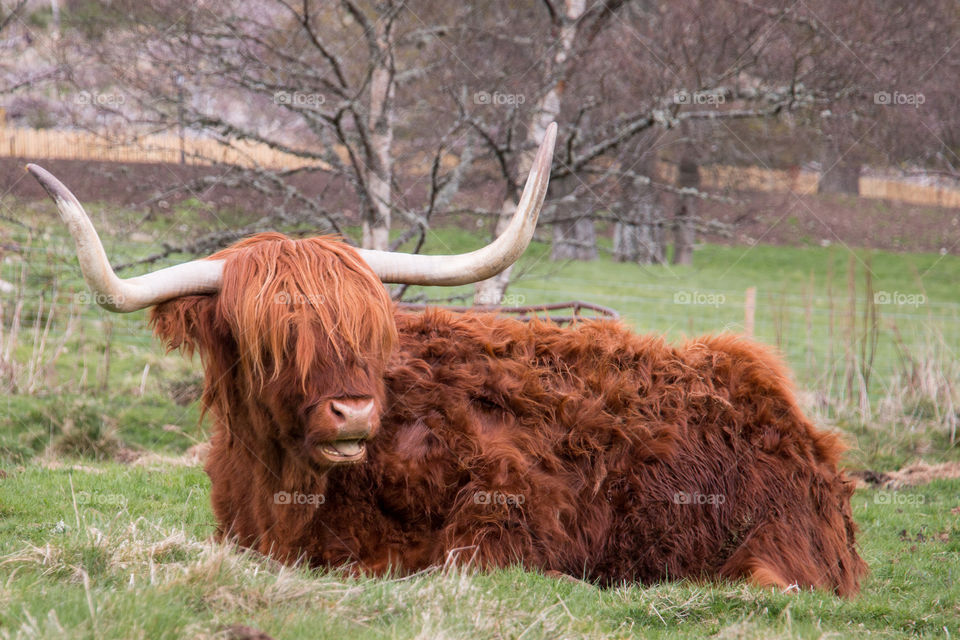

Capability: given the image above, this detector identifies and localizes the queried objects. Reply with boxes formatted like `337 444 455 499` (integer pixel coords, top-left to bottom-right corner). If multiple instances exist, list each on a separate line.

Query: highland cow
27 123 867 595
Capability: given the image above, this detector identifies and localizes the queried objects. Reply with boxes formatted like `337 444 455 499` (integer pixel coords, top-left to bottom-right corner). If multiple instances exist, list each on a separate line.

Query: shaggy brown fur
151 233 868 596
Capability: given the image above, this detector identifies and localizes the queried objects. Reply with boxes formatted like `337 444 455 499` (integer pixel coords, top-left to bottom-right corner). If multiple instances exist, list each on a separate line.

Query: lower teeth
325 441 364 457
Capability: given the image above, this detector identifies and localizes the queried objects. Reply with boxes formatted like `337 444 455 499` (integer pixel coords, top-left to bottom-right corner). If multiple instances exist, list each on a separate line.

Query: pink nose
325 398 375 438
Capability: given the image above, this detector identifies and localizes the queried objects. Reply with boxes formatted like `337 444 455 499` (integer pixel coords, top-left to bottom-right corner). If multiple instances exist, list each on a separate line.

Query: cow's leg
440 522 543 570
439 486 567 573
719 505 866 596
720 538 793 591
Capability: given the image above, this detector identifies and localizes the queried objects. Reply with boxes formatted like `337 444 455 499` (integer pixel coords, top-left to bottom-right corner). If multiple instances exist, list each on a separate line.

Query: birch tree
472 0 589 305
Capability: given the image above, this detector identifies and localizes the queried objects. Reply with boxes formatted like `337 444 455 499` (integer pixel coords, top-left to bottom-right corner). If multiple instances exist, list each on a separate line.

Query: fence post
744 286 756 337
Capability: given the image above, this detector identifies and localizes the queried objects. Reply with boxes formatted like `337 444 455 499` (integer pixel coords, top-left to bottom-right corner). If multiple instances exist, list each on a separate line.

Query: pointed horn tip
534 122 558 174
24 163 76 205
542 121 557 152
25 162 53 187
528 122 557 188
25 163 54 180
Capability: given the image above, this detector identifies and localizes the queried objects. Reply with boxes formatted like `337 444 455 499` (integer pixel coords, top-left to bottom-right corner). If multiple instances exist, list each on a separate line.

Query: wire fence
3 123 959 412
503 276 960 391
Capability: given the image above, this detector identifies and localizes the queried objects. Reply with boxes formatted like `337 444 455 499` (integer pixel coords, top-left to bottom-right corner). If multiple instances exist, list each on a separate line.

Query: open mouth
318 439 367 463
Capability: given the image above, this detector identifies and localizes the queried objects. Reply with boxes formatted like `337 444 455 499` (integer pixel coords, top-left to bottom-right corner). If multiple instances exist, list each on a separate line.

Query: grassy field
1 197 959 638
0 465 957 639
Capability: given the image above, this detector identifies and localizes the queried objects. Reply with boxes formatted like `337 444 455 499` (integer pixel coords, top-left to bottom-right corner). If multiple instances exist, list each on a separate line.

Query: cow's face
152 233 397 468
272 333 390 468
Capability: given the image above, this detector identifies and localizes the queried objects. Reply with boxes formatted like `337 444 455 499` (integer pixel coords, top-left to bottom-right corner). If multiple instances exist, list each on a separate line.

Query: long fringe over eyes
210 233 396 390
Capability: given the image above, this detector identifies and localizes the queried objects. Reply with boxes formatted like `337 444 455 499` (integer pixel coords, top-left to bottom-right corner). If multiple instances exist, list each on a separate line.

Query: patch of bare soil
5 157 959 255
166 379 203 406
848 461 960 489
0 156 351 220
220 624 276 640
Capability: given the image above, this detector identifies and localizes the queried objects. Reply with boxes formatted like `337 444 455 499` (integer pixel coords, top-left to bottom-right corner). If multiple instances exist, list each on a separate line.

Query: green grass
2 199 960 637
0 464 957 638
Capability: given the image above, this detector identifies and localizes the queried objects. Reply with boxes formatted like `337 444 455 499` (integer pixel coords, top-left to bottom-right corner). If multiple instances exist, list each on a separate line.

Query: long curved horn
25 164 224 313
357 121 557 285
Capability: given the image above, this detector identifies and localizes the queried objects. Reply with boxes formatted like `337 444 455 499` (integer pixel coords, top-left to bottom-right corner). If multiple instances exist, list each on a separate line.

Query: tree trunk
472 199 517 306
551 216 597 261
673 200 695 265
672 148 699 266
362 15 395 251
550 173 596 261
818 138 861 195
473 0 585 306
613 200 665 264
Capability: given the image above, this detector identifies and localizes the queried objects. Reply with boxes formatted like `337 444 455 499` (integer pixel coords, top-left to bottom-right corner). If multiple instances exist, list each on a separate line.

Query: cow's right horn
357 122 556 286
26 164 224 313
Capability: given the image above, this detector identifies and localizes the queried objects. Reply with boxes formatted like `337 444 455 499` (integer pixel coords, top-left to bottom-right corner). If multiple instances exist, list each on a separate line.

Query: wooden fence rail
657 161 960 209
0 126 325 170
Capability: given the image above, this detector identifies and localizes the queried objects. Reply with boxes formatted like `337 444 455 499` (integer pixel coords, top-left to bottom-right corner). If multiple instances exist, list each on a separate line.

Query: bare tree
724 1 960 192
43 0 960 297
359 1 400 250
62 0 468 256
472 0 600 305
0 0 25 38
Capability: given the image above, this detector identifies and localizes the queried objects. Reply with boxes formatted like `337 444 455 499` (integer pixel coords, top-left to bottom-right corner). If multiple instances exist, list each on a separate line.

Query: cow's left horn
25 164 224 312
358 122 557 285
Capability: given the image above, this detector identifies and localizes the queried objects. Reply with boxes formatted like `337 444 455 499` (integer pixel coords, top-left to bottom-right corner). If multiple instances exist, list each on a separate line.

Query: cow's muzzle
316 398 375 464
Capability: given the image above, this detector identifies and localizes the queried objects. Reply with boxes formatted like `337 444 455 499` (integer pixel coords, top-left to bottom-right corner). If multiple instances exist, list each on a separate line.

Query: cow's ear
150 295 223 357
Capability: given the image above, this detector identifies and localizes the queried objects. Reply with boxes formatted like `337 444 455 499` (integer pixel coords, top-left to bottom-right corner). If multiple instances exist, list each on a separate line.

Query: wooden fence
859 176 960 209
658 161 960 209
3 125 959 208
0 126 328 170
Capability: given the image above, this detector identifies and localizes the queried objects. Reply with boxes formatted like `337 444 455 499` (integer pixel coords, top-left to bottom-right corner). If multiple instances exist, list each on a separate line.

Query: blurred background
1 0 959 470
